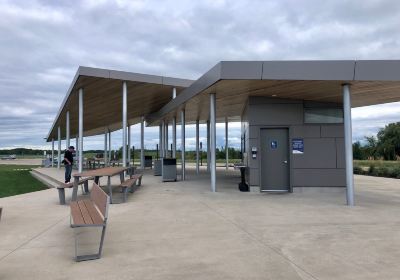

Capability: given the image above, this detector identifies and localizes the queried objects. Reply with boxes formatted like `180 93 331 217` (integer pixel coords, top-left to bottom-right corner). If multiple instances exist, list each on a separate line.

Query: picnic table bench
57 177 93 205
70 183 109 262
119 174 143 202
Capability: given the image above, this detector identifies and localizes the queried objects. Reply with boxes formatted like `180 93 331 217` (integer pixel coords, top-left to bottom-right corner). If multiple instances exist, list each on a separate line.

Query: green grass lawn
0 165 47 198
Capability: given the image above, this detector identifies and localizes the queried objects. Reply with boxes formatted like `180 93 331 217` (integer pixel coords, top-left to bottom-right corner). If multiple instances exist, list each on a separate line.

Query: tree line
353 122 400 160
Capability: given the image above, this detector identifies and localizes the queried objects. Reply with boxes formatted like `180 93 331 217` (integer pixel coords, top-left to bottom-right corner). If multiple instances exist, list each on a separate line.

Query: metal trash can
154 159 162 176
145 156 152 168
162 158 177 182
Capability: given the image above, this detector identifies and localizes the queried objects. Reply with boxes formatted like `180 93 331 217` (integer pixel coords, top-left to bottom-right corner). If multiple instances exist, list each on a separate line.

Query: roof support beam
122 81 127 169
104 128 108 167
66 111 70 149
196 119 200 175
225 118 228 170
57 126 61 169
207 120 210 172
78 88 83 173
51 138 54 168
172 116 176 158
343 84 354 206
128 124 131 166
141 116 145 169
181 109 186 181
210 93 216 192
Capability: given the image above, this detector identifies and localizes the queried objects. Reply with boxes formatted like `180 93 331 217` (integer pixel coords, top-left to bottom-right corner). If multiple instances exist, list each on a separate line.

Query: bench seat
70 200 104 226
119 174 143 202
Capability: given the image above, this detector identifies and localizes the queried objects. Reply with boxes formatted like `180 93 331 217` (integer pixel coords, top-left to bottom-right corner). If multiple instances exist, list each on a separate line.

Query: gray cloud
1 0 400 150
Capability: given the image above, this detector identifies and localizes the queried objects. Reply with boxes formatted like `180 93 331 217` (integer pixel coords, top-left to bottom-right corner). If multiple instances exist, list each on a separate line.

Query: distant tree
364 136 379 160
376 122 400 160
353 141 365 160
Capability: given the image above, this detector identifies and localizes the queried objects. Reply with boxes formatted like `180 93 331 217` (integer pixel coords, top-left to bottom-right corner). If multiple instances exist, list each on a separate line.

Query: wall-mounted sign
292 138 304 154
271 140 278 149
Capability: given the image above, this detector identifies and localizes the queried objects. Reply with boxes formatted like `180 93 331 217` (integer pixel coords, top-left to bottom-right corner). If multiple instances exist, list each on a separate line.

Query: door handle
283 160 288 164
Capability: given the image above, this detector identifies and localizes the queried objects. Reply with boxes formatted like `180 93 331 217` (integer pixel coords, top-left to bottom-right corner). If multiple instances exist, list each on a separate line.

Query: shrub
353 166 363 174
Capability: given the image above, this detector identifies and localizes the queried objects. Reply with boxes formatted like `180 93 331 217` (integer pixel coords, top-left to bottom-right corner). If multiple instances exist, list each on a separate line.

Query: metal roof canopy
46 66 193 141
146 60 400 125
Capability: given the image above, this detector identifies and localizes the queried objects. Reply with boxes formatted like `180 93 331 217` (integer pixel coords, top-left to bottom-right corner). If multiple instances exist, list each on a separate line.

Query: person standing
63 146 75 183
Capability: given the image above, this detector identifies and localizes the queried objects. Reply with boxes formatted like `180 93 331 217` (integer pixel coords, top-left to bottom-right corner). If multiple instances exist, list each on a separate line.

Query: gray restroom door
260 128 289 191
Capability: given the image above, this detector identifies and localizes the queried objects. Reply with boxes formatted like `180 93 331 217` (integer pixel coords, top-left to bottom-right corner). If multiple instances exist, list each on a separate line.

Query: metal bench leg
107 176 113 204
74 225 106 262
71 177 79 201
58 189 66 205
138 177 142 186
84 181 89 194
122 187 128 202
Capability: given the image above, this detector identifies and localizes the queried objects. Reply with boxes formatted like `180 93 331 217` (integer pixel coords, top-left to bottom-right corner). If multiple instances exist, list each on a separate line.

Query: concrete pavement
0 167 400 279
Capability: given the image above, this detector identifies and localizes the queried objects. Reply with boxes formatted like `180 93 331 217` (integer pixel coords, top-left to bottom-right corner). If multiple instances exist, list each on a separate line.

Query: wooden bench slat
58 177 93 189
90 183 108 217
70 202 85 225
83 200 104 225
77 200 93 224
120 178 137 188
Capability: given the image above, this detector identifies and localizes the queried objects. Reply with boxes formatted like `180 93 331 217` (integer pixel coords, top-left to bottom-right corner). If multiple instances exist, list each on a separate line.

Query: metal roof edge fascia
146 62 223 124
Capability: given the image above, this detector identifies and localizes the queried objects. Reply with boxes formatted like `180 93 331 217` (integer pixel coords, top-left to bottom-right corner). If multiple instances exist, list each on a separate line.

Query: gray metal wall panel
292 138 337 169
291 125 320 138
249 126 259 139
355 60 400 81
249 168 259 185
336 138 345 169
292 169 346 187
262 61 355 81
220 61 263 79
247 139 258 169
249 104 303 125
321 125 344 138
303 101 342 108
249 96 302 105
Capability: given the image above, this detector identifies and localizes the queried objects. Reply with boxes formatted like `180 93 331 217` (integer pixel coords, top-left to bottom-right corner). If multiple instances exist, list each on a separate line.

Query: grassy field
0 165 47 198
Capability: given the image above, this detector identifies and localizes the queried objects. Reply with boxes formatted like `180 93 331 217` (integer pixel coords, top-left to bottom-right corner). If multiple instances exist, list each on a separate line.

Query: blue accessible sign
292 139 304 154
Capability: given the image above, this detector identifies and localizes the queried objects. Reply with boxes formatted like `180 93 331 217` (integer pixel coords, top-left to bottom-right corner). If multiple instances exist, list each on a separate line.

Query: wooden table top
74 167 129 177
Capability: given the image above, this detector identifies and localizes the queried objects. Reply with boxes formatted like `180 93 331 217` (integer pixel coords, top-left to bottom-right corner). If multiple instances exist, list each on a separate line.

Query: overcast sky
1 0 400 151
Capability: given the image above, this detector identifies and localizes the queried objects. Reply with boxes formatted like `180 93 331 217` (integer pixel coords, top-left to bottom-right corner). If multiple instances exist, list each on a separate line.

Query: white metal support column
210 93 216 192
108 130 111 162
159 123 163 158
78 88 83 173
104 128 108 167
51 138 54 167
127 125 131 166
165 121 169 157
66 110 70 148
172 116 176 158
75 135 78 165
122 81 127 168
343 84 354 206
225 118 228 170
196 119 200 174
141 116 145 169
57 126 61 169
207 120 210 172
181 109 186 181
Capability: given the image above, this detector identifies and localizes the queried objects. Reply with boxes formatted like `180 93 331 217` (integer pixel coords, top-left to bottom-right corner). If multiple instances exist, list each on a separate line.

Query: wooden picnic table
73 166 134 204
